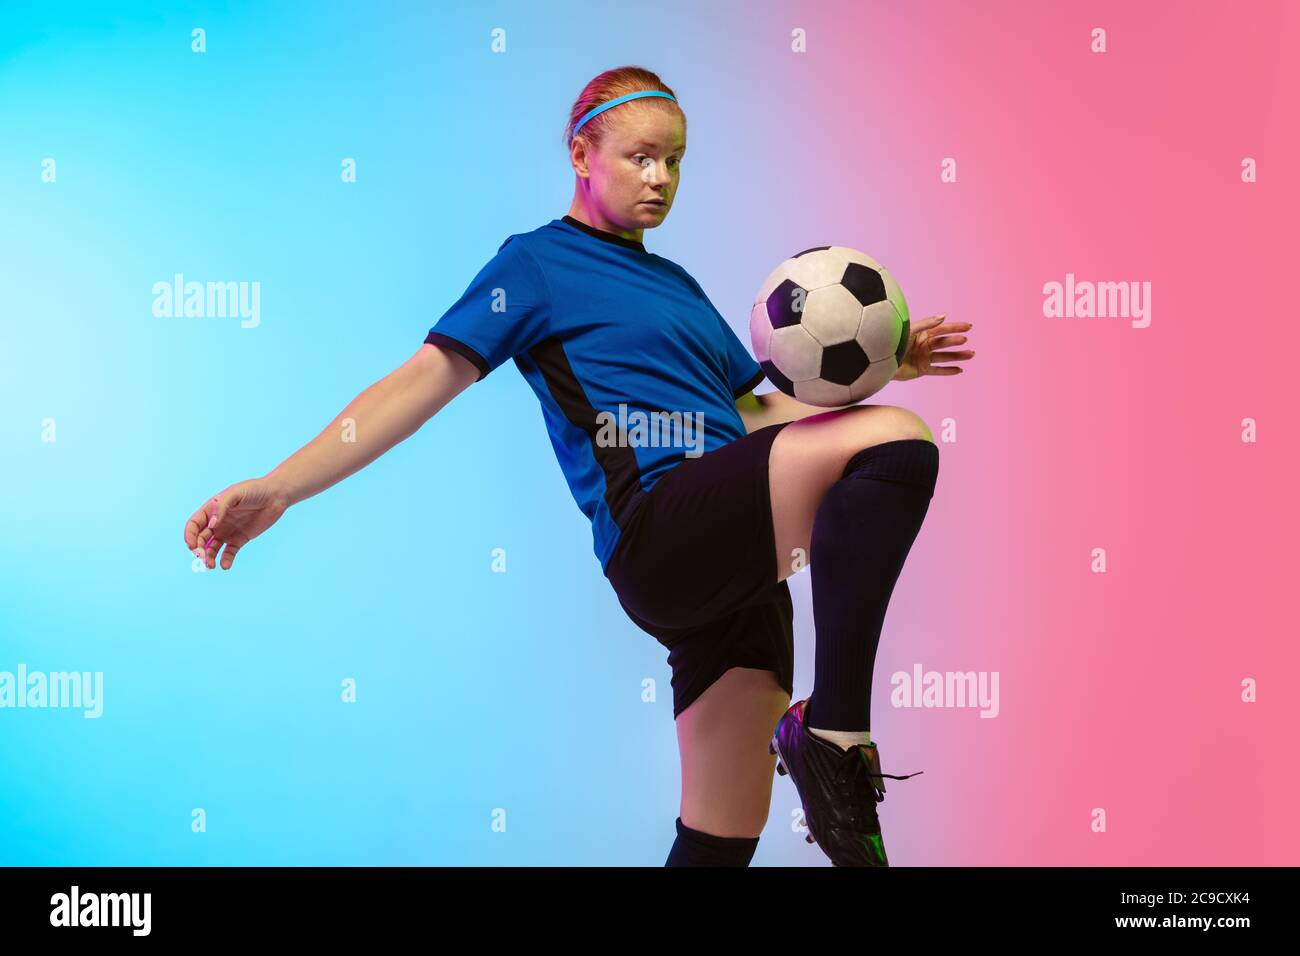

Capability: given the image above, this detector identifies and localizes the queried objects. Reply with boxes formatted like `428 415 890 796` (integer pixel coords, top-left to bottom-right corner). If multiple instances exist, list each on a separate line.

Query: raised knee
857 405 934 445
887 406 933 443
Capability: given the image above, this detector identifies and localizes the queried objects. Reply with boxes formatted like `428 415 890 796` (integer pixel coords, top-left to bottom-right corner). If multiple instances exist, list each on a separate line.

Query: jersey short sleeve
424 236 551 381
680 271 765 398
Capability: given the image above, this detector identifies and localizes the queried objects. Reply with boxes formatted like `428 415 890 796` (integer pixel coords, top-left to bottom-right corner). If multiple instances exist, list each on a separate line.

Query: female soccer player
182 66 976 867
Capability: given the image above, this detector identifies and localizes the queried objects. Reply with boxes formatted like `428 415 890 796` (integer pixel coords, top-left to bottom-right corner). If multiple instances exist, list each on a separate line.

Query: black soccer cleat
769 697 924 867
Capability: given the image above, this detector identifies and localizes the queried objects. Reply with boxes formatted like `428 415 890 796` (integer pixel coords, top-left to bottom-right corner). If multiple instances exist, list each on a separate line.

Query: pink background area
705 0 1299 864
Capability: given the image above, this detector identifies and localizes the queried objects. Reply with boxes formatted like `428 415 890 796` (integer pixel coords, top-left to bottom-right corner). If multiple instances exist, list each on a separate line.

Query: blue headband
573 90 677 137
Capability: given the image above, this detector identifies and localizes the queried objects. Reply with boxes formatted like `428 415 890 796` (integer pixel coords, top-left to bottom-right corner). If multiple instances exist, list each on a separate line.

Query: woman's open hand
895 315 975 381
183 477 289 570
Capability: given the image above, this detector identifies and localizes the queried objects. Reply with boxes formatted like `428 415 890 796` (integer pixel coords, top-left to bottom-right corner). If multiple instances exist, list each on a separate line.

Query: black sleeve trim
424 331 491 381
733 367 765 398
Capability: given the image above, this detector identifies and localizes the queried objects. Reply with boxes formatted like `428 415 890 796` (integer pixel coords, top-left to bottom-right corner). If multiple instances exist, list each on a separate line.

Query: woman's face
570 107 686 237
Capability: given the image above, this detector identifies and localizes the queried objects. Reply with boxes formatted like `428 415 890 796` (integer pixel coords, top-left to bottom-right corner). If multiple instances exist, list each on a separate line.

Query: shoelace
833 748 924 827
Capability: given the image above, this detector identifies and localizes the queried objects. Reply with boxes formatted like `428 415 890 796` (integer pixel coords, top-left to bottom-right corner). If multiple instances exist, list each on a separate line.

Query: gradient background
1 0 1296 866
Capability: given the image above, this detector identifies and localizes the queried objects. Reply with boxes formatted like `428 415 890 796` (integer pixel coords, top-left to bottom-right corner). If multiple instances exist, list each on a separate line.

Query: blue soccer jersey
424 215 766 571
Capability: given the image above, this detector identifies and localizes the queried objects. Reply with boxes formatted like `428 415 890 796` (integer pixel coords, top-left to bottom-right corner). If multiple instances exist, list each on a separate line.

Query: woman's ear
570 138 591 179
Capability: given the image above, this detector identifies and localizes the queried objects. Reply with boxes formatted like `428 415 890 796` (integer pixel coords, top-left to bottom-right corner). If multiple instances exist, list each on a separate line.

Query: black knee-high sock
803 439 939 732
665 817 760 866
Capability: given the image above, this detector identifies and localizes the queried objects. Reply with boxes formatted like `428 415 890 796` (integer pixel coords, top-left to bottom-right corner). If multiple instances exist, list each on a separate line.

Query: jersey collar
560 215 647 253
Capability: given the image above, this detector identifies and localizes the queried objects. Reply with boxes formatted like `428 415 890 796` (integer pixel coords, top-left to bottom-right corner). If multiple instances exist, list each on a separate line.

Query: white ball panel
848 357 898 402
786 249 853 291
878 266 909 325
857 299 904 362
801 285 863 346
769 325 824 382
794 377 853 407
750 301 773 363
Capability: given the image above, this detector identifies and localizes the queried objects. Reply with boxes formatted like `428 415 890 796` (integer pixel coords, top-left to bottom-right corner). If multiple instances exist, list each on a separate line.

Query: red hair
563 66 684 152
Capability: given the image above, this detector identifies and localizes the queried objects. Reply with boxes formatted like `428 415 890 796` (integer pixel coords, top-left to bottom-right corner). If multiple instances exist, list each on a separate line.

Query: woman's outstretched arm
264 343 478 507
182 343 479 570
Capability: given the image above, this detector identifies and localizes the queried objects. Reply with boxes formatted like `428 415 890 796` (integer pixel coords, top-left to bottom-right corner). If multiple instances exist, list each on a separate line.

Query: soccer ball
750 246 910 406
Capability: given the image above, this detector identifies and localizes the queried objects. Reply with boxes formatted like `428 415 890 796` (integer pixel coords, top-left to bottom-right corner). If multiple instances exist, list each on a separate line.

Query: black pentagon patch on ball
765 279 808 329
792 246 830 258
760 358 795 395
820 340 870 386
840 262 887 307
893 316 910 366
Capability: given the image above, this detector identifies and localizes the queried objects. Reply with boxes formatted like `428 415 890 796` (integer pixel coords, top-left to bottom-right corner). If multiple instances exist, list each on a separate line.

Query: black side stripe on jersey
525 336 644 530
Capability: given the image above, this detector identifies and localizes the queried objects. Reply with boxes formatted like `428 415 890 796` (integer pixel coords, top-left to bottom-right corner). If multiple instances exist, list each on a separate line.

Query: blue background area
0 1 831 865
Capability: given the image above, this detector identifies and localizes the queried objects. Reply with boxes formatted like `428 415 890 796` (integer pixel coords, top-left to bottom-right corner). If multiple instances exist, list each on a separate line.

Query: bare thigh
671 405 933 839
769 404 935 582
674 666 791 838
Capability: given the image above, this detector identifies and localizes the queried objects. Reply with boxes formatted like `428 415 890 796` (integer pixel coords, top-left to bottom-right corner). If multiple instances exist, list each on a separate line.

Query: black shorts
604 421 796 719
